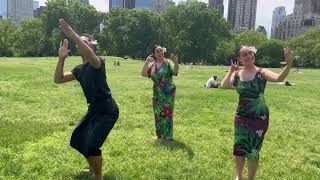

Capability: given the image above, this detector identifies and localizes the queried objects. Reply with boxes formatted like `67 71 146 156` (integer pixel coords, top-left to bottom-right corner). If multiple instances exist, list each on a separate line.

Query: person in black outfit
54 19 119 180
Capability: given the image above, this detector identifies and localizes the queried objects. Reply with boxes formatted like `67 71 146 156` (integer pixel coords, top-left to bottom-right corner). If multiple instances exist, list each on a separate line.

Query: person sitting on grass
205 75 220 88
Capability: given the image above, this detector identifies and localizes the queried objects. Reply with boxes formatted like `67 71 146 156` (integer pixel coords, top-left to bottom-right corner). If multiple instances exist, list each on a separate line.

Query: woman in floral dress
141 45 179 140
220 46 293 180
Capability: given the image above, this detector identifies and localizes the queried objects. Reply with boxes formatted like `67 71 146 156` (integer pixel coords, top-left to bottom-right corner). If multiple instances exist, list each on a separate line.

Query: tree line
0 0 319 67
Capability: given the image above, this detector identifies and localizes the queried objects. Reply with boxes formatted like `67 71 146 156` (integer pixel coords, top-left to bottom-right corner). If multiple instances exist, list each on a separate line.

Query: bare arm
54 58 75 84
54 39 75 84
58 19 101 69
262 48 294 82
170 54 179 75
220 61 239 89
141 54 154 77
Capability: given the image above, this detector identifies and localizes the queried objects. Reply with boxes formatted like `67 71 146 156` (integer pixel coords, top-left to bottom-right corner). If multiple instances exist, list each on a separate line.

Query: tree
288 27 320 67
13 19 46 56
256 39 285 67
0 20 16 57
40 0 102 56
100 8 160 58
162 1 230 63
234 30 268 48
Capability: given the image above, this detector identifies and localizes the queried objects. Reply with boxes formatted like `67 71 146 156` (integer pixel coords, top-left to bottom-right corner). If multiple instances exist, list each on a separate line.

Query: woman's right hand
230 60 240 72
146 54 155 63
58 39 70 59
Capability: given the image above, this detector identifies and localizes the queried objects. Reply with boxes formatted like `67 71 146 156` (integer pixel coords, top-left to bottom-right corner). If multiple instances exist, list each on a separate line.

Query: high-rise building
227 0 237 29
209 0 224 17
125 0 135 9
152 0 174 13
109 0 124 11
34 6 45 18
256 25 267 36
109 0 135 11
33 1 39 10
135 0 152 9
110 0 172 13
80 0 89 5
275 0 320 40
8 0 34 22
234 0 257 31
271 6 286 39
0 0 7 18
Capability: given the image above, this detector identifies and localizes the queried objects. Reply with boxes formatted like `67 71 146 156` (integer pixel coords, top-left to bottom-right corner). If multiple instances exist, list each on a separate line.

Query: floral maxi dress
233 68 269 160
148 59 177 139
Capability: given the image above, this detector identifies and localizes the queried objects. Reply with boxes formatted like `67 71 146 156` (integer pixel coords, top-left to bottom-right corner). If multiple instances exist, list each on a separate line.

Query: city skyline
37 0 295 36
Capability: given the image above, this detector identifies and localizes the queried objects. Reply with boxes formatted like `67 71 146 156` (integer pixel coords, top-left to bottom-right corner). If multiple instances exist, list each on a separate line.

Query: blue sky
38 0 295 36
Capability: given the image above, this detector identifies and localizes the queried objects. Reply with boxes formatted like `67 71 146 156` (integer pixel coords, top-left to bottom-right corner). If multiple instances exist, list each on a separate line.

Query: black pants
70 98 119 157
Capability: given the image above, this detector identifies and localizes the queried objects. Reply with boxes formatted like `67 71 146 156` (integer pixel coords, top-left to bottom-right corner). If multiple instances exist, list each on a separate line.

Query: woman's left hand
284 48 293 66
170 54 178 64
58 19 75 38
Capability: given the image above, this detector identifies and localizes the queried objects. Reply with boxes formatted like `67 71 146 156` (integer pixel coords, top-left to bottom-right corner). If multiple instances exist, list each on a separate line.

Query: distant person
54 19 119 180
141 45 179 140
220 46 293 180
279 80 295 86
117 61 120 66
205 75 220 88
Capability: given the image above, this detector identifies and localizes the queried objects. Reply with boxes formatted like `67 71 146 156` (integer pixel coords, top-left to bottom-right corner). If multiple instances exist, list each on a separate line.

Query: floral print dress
148 59 177 139
233 68 269 160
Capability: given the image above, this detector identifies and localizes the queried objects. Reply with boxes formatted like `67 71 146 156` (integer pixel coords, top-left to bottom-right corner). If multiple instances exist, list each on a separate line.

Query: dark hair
213 75 217 80
235 46 256 60
81 33 94 42
152 45 161 54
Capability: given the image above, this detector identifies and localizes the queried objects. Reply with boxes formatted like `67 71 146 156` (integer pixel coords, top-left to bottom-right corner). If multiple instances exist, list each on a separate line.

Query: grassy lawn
0 57 319 179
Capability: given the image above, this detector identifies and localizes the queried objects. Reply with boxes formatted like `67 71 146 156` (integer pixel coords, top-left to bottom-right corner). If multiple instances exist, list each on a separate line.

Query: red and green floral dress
233 68 269 160
148 59 177 140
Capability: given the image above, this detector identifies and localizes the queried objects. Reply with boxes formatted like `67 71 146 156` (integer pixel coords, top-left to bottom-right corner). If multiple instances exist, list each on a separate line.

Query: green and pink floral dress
148 59 177 140
233 68 269 160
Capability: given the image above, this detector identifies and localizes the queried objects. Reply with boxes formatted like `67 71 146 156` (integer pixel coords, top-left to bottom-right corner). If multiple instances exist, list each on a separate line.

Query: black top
71 58 112 104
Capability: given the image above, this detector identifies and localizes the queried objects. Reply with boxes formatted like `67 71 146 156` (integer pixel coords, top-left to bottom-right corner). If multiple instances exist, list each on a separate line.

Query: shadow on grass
155 139 194 160
74 171 122 180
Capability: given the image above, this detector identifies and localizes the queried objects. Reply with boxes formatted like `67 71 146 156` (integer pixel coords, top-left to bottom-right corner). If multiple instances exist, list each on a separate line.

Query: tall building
125 0 135 9
80 0 89 5
110 0 172 13
256 25 267 36
109 0 135 11
8 0 34 22
109 0 124 11
209 0 224 17
271 6 286 39
234 0 257 30
275 0 320 40
0 0 7 18
227 0 237 29
33 1 39 10
152 0 174 13
34 6 45 18
135 0 152 9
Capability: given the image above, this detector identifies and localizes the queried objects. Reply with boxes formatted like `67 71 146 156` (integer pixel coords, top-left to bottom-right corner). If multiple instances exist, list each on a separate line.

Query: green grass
0 57 319 179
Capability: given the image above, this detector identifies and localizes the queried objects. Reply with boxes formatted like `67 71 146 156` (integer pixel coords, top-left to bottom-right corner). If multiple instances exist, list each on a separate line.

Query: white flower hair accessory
91 39 98 45
242 46 257 54
162 47 167 53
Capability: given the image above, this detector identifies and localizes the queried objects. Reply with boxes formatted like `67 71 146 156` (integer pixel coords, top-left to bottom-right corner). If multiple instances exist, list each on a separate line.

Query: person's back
206 76 217 88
